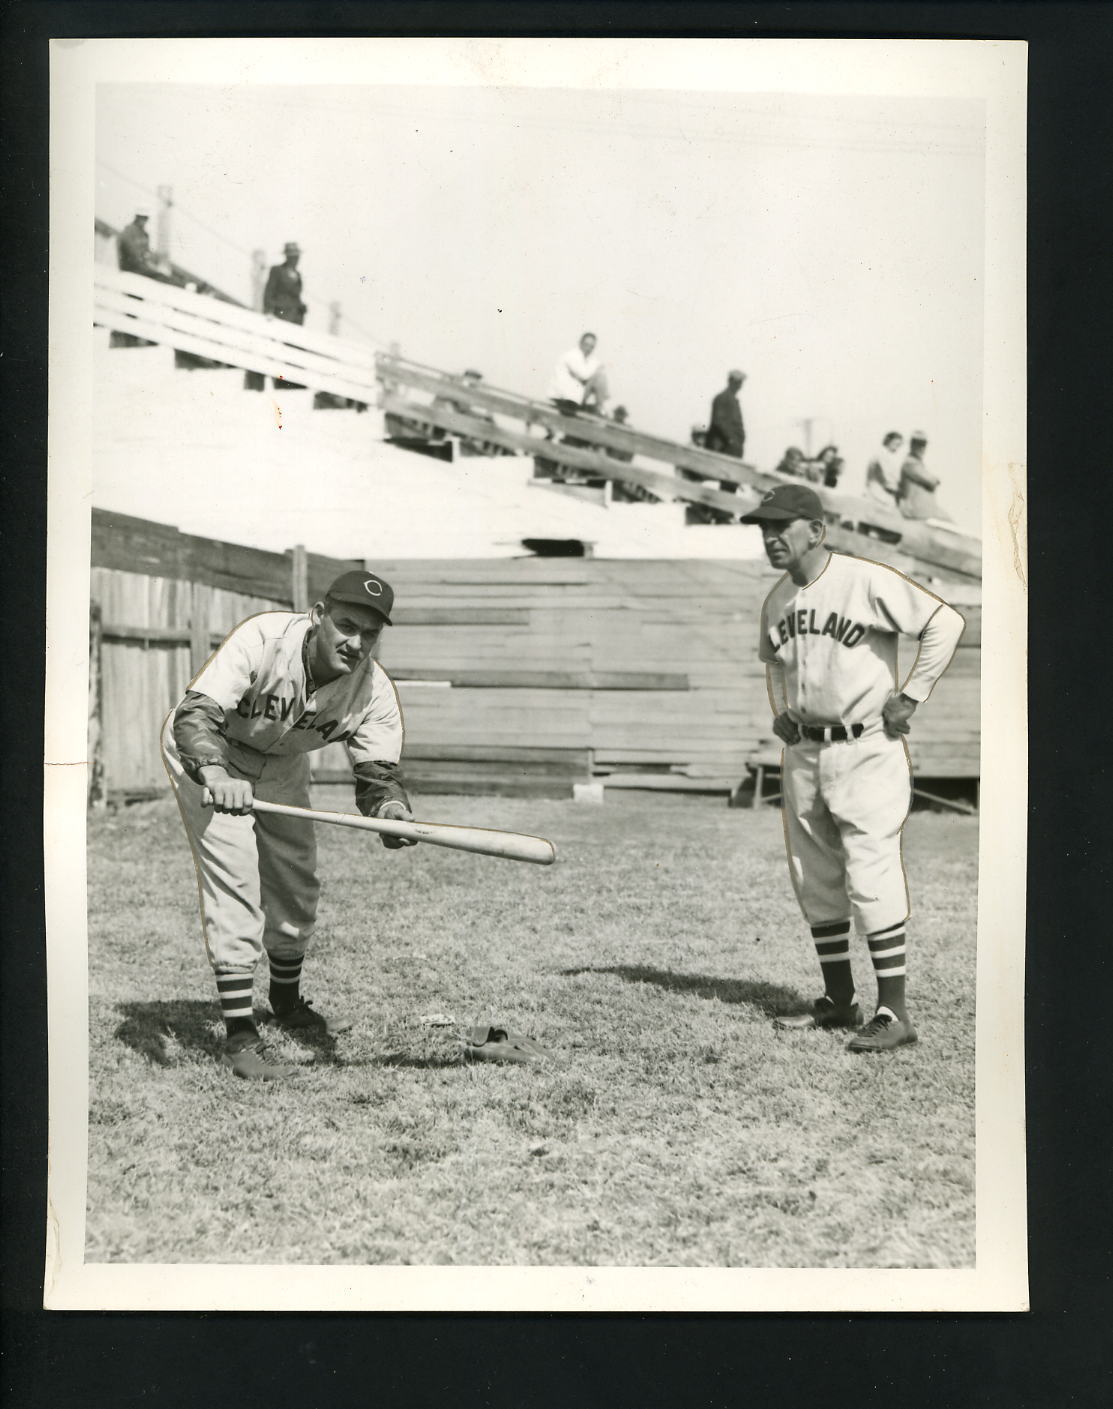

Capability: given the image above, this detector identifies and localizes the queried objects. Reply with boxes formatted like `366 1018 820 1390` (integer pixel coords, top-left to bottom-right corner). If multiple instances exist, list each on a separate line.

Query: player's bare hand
882 693 918 739
378 801 418 849
200 771 255 814
772 711 802 746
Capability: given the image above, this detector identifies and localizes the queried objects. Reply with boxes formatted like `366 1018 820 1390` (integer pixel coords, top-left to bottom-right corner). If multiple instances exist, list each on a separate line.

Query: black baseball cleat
222 1032 301 1081
847 1011 918 1053
774 996 862 1031
267 996 352 1036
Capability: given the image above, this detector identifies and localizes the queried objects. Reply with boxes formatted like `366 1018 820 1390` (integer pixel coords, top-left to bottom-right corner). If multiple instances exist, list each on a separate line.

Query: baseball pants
781 731 912 935
161 718 319 975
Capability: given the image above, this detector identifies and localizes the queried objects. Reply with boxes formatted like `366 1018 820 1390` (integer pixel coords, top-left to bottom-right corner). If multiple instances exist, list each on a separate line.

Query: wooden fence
89 510 980 808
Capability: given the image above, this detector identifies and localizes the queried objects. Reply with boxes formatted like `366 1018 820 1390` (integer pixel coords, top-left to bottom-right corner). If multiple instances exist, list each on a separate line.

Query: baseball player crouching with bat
161 570 416 1080
740 485 965 1052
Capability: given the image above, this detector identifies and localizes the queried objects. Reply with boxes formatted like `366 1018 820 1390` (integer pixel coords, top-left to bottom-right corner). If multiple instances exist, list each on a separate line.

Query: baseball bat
249 797 556 865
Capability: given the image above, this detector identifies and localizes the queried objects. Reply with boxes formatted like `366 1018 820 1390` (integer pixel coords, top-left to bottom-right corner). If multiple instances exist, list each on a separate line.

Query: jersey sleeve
900 602 965 702
172 691 231 782
187 616 264 710
345 664 405 768
757 595 779 665
866 563 948 639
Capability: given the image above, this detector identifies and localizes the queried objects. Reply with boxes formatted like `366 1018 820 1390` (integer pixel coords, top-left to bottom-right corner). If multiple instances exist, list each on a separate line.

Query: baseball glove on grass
462 1025 549 1064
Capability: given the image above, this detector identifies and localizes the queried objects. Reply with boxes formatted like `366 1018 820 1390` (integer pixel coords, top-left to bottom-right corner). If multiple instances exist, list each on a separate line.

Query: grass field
86 790 977 1268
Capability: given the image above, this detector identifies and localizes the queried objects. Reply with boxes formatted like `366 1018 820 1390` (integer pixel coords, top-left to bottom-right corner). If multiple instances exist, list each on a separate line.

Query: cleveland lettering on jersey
235 690 352 745
236 692 298 723
768 609 867 654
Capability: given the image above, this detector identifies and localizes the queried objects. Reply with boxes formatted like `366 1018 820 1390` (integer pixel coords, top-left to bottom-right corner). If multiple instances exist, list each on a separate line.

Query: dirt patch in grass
85 790 977 1267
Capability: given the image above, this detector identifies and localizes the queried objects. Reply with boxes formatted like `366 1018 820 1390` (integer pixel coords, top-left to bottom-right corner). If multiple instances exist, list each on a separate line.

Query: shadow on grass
561 965 803 1016
113 999 345 1067
371 1052 466 1070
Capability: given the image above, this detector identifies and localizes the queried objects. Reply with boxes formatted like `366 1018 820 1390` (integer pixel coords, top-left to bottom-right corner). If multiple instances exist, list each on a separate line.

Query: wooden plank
401 745 592 765
96 299 381 405
600 773 735 793
390 609 532 626
102 623 192 644
393 669 689 690
290 545 309 613
189 582 211 675
380 392 755 518
97 267 380 366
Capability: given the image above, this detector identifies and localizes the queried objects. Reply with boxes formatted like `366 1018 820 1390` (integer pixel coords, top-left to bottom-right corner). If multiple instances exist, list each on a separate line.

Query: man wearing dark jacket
264 242 308 324
705 370 746 458
246 241 309 390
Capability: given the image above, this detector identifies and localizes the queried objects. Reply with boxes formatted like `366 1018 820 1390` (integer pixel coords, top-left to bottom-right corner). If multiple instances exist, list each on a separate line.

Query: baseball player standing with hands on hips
161 570 417 1081
739 485 965 1052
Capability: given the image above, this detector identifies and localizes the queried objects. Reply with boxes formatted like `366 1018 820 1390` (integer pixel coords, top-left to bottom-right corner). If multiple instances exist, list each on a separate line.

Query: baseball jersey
177 611 403 778
759 552 964 725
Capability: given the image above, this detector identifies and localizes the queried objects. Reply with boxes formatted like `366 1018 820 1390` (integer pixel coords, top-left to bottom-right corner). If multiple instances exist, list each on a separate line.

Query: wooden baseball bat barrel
250 798 556 865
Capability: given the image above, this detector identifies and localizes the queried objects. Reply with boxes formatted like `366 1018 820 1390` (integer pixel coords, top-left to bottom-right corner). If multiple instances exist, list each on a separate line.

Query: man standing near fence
740 483 964 1052
161 570 417 1080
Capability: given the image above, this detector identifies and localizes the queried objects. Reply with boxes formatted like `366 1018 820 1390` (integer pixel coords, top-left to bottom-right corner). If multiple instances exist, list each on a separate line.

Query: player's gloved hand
882 692 918 739
199 767 255 815
377 801 418 849
772 711 802 746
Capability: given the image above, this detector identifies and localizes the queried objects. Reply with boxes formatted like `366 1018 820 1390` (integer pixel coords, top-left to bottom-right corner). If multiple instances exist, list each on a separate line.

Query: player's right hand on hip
200 777 255 814
772 711 802 746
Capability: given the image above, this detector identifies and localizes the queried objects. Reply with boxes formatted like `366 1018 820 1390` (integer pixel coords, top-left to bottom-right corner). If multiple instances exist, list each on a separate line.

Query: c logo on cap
363 578 383 597
762 489 777 503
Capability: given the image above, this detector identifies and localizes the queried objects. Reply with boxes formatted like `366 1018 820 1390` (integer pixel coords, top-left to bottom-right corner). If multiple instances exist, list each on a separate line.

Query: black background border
3 4 1110 1405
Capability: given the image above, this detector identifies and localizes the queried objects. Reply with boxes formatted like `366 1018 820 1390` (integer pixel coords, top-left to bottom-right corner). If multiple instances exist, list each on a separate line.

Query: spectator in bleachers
549 332 609 415
117 207 178 284
896 431 948 520
607 405 635 463
430 370 509 456
815 444 844 490
775 446 808 478
705 369 746 458
865 431 905 506
264 242 308 325
248 241 308 391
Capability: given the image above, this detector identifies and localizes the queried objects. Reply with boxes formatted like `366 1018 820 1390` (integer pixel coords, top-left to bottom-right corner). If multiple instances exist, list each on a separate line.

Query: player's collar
301 627 318 694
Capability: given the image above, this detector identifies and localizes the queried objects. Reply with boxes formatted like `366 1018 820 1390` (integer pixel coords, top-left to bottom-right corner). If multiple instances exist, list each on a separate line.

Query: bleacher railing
94 265 382 404
376 354 983 583
91 268 981 582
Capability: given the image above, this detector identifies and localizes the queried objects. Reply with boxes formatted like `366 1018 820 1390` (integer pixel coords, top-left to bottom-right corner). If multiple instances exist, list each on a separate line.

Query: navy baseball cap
740 483 825 523
325 570 394 624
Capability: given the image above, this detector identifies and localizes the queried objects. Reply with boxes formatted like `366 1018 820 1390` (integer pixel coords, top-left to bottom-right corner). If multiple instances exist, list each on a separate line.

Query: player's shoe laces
222 1032 301 1081
774 996 861 1031
268 996 353 1036
846 1010 918 1053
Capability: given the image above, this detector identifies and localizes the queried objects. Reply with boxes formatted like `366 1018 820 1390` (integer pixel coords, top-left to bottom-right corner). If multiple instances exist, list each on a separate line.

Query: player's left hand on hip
882 692 918 738
378 801 418 848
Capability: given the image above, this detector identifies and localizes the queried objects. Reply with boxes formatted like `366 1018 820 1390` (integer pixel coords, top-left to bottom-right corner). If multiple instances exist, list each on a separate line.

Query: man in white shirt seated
548 331 609 415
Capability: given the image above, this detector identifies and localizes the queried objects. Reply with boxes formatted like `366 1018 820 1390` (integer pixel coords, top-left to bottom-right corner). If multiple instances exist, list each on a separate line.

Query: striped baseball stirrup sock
811 920 855 1006
868 922 908 1018
268 954 304 1014
216 972 257 1040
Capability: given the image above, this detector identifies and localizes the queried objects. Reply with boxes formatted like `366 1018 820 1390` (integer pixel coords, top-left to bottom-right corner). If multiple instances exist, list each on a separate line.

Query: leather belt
799 722 865 744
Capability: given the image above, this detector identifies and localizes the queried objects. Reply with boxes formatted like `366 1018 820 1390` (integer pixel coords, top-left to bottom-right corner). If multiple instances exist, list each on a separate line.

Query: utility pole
797 416 816 457
328 301 342 337
250 249 267 311
155 185 173 262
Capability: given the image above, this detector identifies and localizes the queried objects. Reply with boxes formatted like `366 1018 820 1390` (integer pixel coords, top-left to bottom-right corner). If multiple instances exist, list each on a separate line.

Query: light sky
97 82 985 530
